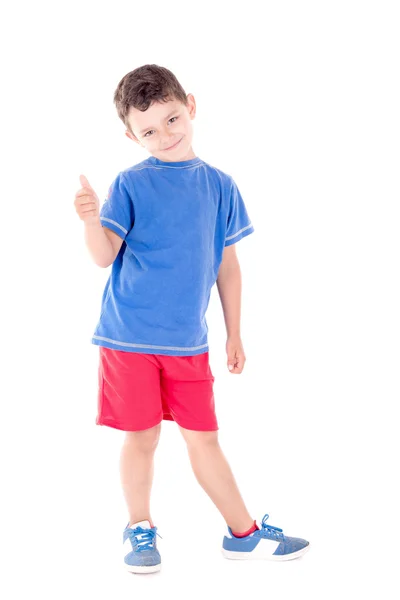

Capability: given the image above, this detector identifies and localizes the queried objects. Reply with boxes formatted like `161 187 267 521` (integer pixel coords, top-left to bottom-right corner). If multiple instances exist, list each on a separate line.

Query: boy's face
125 94 196 162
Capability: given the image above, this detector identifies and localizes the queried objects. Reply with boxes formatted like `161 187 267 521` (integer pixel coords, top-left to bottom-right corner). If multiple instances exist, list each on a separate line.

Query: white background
2 0 399 598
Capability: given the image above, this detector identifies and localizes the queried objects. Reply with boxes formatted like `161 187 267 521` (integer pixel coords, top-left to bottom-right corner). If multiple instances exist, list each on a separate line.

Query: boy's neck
151 146 197 163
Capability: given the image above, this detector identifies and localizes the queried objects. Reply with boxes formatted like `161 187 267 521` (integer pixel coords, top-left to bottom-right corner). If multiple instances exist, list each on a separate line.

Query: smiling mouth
164 138 182 151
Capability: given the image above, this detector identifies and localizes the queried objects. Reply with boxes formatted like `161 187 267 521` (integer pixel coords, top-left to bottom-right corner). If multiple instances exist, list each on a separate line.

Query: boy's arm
84 222 124 268
216 244 242 338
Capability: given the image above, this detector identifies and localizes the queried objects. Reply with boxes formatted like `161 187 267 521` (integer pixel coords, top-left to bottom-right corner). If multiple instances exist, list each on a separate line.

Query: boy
74 64 310 574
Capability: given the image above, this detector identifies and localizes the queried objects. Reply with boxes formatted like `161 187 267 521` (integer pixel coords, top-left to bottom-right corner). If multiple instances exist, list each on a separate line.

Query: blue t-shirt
91 155 255 356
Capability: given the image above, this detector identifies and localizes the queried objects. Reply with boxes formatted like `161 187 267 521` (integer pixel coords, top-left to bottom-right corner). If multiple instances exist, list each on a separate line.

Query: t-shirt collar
148 155 203 168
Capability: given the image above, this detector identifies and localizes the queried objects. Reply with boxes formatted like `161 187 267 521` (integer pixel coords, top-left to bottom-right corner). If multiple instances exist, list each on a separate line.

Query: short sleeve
224 177 255 246
99 172 135 240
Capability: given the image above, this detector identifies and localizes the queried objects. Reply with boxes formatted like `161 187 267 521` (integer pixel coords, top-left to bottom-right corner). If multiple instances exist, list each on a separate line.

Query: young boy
75 64 310 574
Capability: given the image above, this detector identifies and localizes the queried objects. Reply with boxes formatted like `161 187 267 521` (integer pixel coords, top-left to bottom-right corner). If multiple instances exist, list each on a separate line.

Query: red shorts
96 347 218 432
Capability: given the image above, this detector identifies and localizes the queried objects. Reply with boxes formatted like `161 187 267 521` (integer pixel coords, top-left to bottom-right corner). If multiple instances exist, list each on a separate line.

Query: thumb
228 355 236 371
79 174 92 190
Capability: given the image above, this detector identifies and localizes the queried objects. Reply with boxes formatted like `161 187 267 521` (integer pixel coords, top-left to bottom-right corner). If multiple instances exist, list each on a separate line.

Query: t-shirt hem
91 336 209 356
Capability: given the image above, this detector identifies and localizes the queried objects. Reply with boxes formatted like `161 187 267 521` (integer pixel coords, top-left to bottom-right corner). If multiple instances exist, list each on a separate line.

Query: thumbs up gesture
74 175 100 225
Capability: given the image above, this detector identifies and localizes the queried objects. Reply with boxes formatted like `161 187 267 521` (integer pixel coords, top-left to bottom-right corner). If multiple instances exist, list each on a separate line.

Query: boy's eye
144 116 179 138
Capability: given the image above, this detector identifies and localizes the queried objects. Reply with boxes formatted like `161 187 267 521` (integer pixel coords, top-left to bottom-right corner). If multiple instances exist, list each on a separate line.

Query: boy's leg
178 426 255 533
119 423 161 527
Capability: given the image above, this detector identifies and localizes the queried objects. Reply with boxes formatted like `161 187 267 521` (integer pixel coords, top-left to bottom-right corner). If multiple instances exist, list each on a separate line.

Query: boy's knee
180 428 219 449
124 424 161 452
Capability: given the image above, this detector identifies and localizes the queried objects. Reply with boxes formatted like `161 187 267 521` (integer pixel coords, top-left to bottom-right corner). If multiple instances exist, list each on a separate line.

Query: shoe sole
124 563 161 574
222 543 310 561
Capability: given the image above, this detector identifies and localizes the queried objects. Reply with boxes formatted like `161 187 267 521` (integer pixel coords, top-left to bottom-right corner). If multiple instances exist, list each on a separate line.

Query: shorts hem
96 416 163 432
173 420 219 432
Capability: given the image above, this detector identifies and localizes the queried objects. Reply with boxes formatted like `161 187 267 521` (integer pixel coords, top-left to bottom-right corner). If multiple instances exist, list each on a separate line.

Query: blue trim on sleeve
224 224 254 246
100 217 128 235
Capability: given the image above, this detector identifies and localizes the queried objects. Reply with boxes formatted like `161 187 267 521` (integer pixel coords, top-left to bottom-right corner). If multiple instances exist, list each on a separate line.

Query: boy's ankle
128 518 154 528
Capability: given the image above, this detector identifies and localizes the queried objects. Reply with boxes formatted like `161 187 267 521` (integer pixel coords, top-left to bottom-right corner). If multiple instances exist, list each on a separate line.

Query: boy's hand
226 335 246 374
74 174 101 226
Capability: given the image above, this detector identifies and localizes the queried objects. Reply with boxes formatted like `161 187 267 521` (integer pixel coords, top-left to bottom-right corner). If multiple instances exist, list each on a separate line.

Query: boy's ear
186 93 196 119
125 130 141 145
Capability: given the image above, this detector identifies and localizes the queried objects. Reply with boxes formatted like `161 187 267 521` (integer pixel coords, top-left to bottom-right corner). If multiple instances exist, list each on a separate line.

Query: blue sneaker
123 519 162 573
222 514 310 561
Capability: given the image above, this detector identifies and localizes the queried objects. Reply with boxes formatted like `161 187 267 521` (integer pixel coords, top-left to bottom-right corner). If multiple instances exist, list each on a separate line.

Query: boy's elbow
95 258 113 268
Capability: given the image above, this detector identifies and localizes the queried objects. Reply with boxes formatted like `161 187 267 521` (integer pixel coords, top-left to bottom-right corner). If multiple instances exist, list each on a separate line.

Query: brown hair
113 64 188 136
